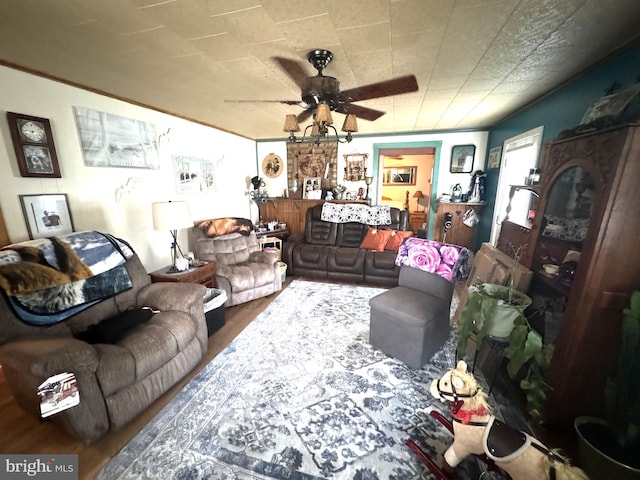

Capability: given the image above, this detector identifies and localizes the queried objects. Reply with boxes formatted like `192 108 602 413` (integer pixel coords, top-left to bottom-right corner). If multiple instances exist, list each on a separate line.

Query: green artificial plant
604 290 640 450
456 243 550 423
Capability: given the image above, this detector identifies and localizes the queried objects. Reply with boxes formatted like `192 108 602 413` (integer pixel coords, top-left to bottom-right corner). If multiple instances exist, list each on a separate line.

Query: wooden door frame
373 141 442 237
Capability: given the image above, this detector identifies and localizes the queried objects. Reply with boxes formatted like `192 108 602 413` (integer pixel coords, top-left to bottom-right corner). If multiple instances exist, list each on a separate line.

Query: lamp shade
310 120 320 137
283 114 300 132
152 201 192 231
413 190 424 199
341 113 358 133
315 103 333 125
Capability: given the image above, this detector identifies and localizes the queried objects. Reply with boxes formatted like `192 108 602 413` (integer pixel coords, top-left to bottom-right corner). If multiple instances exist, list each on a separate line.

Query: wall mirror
383 166 416 185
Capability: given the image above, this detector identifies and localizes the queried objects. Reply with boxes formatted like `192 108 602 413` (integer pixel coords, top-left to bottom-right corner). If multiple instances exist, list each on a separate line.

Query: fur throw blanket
0 231 133 325
195 217 254 237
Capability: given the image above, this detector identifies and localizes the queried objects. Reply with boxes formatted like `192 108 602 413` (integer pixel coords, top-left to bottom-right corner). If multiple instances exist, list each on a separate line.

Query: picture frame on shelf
450 144 475 173
19 193 74 240
303 177 322 199
6 112 61 178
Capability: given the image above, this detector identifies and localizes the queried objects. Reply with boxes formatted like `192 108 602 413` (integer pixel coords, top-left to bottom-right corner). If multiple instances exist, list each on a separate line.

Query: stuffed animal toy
424 361 589 480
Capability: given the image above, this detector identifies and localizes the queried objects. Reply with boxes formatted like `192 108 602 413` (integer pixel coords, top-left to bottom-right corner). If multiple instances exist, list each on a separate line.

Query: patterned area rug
98 280 495 479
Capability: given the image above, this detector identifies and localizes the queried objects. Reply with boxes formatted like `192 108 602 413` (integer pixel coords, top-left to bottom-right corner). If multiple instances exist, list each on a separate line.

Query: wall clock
262 153 283 178
6 112 61 178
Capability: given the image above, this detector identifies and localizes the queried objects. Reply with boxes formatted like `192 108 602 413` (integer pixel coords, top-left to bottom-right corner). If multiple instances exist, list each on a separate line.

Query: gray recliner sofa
0 233 207 443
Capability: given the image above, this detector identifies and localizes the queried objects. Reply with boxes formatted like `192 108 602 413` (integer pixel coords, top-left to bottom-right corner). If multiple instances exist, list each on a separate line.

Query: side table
255 228 289 241
257 236 283 260
149 261 217 288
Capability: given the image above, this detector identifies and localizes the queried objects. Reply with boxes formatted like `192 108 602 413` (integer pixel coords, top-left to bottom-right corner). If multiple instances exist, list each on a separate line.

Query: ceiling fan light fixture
283 114 300 143
283 114 300 132
310 120 320 137
315 103 333 125
341 113 358 132
340 113 358 143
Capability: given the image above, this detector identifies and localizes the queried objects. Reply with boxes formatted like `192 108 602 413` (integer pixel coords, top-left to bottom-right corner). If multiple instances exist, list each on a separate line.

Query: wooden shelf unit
258 199 368 237
433 201 484 249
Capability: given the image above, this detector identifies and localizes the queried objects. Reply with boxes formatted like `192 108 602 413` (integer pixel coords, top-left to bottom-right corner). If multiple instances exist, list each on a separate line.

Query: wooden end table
149 261 217 288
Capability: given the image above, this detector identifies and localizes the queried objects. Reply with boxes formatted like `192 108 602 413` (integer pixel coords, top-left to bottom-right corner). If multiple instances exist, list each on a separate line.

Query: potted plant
456 244 554 422
333 184 346 200
456 244 532 358
574 290 640 479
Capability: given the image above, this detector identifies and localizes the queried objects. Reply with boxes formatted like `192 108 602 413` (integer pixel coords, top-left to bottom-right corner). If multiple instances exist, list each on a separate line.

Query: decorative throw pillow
384 230 414 251
359 227 393 252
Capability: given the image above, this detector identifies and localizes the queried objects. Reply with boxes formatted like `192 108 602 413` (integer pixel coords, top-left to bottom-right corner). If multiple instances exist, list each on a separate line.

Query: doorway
373 142 441 236
489 126 544 245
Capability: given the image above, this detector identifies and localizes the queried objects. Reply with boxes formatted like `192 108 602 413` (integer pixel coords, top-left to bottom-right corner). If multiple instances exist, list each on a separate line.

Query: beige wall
0 66 256 271
1 65 489 267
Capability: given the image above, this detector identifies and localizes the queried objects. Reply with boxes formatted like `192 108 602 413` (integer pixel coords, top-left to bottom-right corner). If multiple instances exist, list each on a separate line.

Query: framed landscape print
450 144 475 173
19 193 74 239
6 112 61 178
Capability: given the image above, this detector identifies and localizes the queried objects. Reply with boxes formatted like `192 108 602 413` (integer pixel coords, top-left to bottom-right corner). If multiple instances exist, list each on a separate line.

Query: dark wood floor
0 278 293 479
0 276 579 477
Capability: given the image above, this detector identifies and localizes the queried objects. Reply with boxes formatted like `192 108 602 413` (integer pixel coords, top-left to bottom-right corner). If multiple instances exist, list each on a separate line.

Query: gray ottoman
369 266 453 369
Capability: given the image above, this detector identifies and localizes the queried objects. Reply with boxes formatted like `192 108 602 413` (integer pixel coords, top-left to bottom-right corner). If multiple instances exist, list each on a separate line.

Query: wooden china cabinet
523 122 640 424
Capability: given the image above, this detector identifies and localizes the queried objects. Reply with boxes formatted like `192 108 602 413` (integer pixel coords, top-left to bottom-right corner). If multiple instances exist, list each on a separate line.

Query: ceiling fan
226 49 419 123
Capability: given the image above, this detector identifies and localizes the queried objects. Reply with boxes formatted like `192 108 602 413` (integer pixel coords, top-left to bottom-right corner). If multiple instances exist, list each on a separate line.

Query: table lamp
413 190 425 211
152 201 193 272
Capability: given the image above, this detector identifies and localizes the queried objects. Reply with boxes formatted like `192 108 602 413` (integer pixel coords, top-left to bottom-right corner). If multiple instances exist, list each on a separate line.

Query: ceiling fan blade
341 75 418 102
224 99 302 106
273 56 310 90
296 109 314 123
335 103 386 121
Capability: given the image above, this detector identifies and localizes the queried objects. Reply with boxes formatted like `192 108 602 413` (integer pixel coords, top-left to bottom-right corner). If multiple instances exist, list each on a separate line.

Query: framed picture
6 112 61 178
383 166 416 185
73 106 159 169
172 155 215 194
19 194 74 239
451 145 475 173
303 177 322 199
580 83 640 125
343 153 368 181
488 146 502 169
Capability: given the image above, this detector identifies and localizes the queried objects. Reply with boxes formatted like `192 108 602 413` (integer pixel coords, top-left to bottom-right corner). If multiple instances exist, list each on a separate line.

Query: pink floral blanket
395 238 469 281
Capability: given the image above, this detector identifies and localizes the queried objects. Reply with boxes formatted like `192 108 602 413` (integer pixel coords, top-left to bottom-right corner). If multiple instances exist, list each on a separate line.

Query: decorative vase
574 416 640 480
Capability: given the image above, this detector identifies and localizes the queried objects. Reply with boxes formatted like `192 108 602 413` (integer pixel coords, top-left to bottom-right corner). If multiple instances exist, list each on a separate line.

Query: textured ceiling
1 0 639 140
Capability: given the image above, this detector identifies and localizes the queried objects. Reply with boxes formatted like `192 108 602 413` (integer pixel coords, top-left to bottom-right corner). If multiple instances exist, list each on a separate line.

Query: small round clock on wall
262 153 283 178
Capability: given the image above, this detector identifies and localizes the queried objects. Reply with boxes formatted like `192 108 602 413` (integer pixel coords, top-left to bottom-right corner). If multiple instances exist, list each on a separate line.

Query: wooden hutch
518 122 640 424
